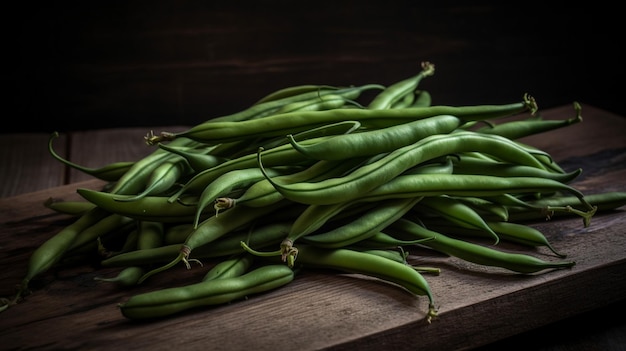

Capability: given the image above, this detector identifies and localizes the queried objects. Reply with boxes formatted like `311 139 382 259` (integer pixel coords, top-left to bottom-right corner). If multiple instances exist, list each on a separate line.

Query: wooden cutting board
1 104 625 351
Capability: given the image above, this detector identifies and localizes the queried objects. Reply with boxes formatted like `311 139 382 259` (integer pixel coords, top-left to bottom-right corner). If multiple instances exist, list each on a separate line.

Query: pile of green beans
4 61 626 324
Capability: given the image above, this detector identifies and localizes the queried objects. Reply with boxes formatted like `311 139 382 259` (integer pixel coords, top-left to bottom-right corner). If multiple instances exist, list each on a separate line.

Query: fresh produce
3 61 625 325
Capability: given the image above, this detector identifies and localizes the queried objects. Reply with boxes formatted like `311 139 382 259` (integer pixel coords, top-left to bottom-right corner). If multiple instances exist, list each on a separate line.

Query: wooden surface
1 104 625 350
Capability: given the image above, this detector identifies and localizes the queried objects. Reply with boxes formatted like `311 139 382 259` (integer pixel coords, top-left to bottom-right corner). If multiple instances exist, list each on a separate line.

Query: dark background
5 1 624 133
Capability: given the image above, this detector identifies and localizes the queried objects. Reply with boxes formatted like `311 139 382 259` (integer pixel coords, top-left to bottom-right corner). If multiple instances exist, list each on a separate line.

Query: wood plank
0 133 67 198
0 127 192 198
0 105 624 350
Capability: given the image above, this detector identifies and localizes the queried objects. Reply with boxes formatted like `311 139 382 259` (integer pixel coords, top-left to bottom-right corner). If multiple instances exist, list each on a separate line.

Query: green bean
368 61 435 110
451 156 582 183
344 247 440 275
503 191 626 222
137 200 292 283
448 196 509 222
487 221 566 257
279 171 596 260
93 220 165 266
301 197 423 248
186 201 291 256
258 131 568 206
421 218 566 257
12 207 110 303
165 137 327 202
474 101 582 139
43 198 97 216
101 222 292 267
453 132 556 171
354 231 436 249
146 96 537 145
94 266 145 287
216 157 366 210
287 114 462 160
402 156 454 175
244 243 438 323
416 195 500 244
119 264 294 319
56 217 135 263
66 214 135 252
354 248 408 264
271 94 358 115
100 244 183 267
385 218 576 274
163 223 195 245
409 90 432 108
193 166 289 228
114 158 192 202
257 120 362 152
390 91 417 109
161 84 383 140
47 131 135 182
137 221 165 249
253 84 340 105
218 84 383 123
157 143 228 172
202 253 255 281
112 137 197 195
107 228 139 257
309 171 596 226
77 188 204 223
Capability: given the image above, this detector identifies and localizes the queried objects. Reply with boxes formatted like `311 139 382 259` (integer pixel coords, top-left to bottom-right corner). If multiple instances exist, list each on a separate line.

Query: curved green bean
119 264 294 319
385 218 576 274
287 114 462 160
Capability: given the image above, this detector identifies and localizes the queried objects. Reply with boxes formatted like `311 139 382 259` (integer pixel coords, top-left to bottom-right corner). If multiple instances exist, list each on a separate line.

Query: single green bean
368 61 435 109
409 90 432 108
119 264 294 319
146 96 537 145
43 198 97 216
216 157 367 210
77 188 204 223
416 195 500 244
385 218 576 274
12 207 110 303
474 101 582 139
215 84 382 123
451 156 582 183
287 114 462 160
202 253 255 281
47 132 135 182
157 143 228 172
253 84 340 105
271 94 358 115
300 197 423 248
421 218 566 258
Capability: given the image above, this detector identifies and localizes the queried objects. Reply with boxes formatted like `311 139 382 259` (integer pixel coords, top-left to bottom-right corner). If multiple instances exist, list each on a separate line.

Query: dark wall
6 1 624 133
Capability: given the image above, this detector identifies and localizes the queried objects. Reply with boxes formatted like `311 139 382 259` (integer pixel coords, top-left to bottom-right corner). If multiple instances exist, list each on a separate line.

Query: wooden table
1 104 625 350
